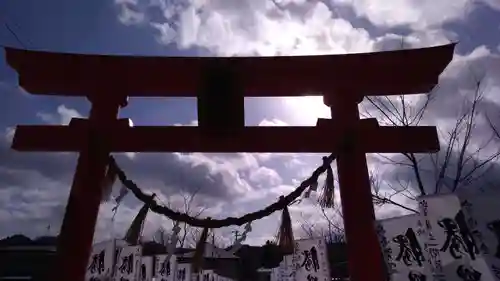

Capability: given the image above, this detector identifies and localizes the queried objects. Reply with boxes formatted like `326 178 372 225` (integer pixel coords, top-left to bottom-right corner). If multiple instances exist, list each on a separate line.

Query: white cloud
117 0 473 57
36 105 83 125
126 0 376 56
248 166 283 187
332 0 477 29
4 127 15 145
118 3 146 25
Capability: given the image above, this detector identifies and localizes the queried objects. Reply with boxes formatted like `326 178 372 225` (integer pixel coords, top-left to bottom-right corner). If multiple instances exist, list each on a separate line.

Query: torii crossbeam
5 43 455 281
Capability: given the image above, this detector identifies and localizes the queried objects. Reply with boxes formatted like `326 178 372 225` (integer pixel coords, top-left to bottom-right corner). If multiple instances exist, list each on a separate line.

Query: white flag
418 194 495 281
85 240 118 281
376 214 431 281
115 245 142 281
292 238 331 281
155 254 177 281
458 188 500 280
139 256 154 281
175 263 191 281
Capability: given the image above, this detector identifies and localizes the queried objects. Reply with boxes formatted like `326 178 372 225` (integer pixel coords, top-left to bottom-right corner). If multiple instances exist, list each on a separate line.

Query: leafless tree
298 199 345 243
152 186 207 248
298 172 416 242
361 73 500 203
300 72 499 239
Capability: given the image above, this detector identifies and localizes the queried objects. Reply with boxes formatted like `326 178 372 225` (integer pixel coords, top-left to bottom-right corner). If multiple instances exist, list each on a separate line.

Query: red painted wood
52 97 124 281
330 97 384 281
12 123 439 153
54 143 109 281
5 44 455 97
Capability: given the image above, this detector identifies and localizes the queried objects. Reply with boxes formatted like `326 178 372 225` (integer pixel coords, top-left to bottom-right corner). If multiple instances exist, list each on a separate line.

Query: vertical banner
292 238 331 281
155 254 177 281
278 255 295 281
201 269 215 281
271 265 281 281
376 214 431 281
176 263 192 281
85 240 116 281
459 188 500 280
139 256 154 281
418 194 494 281
115 245 142 281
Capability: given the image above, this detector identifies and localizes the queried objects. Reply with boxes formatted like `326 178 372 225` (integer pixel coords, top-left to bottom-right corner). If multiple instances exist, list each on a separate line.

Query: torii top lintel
5 43 455 104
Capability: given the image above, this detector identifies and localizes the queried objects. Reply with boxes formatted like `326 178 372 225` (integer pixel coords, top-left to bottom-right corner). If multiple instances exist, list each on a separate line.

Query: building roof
178 243 238 259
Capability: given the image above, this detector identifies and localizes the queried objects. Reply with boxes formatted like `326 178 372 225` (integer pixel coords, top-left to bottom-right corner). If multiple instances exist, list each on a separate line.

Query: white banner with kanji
459 188 500 280
201 269 216 281
292 238 330 281
155 254 177 281
270 255 295 281
418 193 495 281
175 263 191 281
114 245 142 281
376 214 431 281
85 240 116 281
139 256 154 281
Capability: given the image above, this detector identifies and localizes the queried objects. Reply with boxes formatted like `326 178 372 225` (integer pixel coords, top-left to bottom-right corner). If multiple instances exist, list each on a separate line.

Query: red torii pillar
4 43 455 281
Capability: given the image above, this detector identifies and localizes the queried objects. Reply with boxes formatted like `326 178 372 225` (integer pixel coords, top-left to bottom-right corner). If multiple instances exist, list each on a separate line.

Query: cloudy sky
0 0 500 247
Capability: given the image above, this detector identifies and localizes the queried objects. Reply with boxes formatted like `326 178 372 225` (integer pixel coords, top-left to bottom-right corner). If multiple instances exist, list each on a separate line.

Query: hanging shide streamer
276 196 294 255
124 193 156 245
101 163 118 202
228 222 253 254
318 156 335 208
164 221 181 265
304 179 318 199
112 184 129 213
193 218 211 273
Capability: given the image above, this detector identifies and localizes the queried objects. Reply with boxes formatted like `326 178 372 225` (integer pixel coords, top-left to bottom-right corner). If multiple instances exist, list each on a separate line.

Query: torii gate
5 43 455 281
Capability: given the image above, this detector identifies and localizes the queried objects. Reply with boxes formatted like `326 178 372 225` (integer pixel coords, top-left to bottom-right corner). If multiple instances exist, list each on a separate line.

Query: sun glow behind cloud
279 96 332 125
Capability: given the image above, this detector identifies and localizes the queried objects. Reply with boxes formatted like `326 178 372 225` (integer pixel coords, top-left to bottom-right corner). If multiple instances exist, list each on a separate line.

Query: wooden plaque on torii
4 43 455 281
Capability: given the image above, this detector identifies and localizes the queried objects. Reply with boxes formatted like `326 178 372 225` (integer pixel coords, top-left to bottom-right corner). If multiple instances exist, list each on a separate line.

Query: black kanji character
306 274 318 281
392 228 425 267
140 264 147 281
408 270 427 281
455 210 479 259
492 265 500 280
88 250 105 274
487 220 500 259
300 246 320 272
457 264 482 281
438 212 478 260
160 260 171 276
118 254 134 275
177 268 186 281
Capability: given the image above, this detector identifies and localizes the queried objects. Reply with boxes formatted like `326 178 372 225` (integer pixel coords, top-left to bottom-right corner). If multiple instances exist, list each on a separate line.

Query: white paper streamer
227 222 252 254
163 221 181 265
